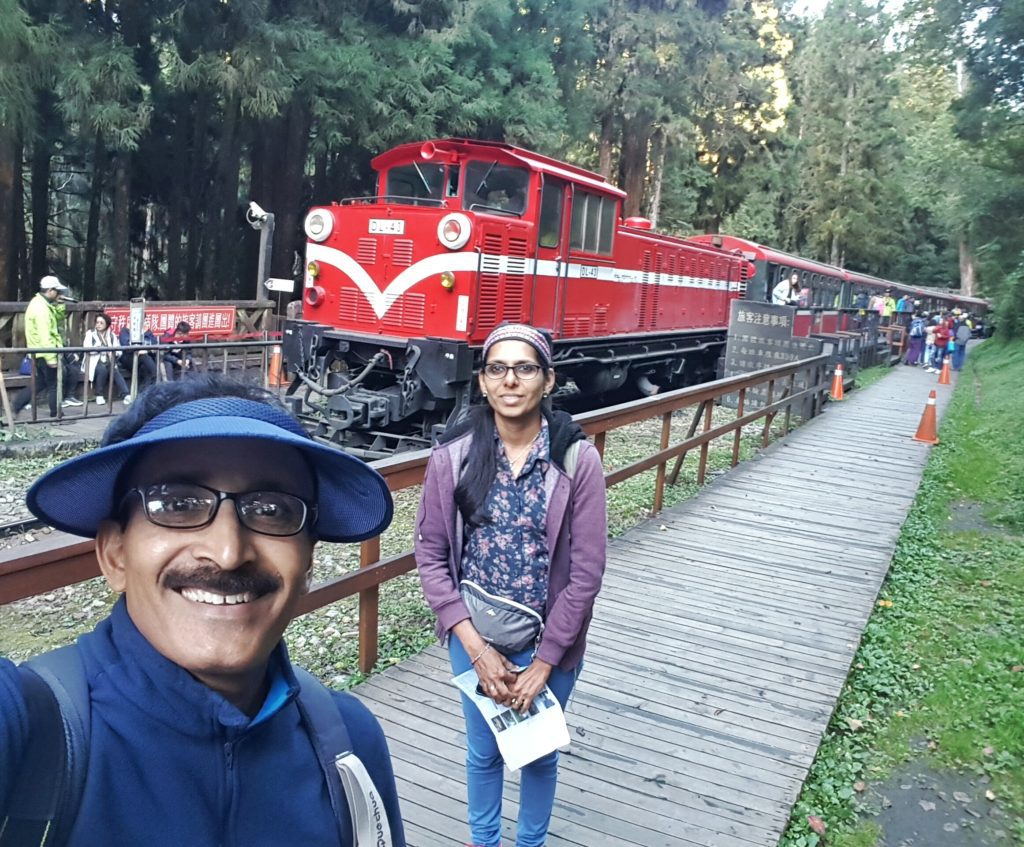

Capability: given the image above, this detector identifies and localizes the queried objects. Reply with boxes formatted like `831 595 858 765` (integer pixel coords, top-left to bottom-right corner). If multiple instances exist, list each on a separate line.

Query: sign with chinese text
723 300 823 414
105 306 237 337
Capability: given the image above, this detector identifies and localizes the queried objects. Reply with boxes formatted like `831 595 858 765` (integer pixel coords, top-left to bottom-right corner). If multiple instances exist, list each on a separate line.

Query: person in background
161 321 194 380
923 320 938 373
12 275 83 417
772 272 801 306
416 323 607 847
932 318 951 372
882 291 896 325
83 313 131 405
118 324 159 388
905 311 926 366
953 317 971 371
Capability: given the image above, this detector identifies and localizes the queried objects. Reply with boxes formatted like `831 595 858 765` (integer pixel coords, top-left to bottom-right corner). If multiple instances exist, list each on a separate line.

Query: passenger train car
283 138 985 455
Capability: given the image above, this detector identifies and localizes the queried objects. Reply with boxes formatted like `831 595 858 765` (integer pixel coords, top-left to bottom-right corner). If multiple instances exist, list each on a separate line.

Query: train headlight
440 271 456 291
437 213 471 250
307 261 320 279
304 210 334 242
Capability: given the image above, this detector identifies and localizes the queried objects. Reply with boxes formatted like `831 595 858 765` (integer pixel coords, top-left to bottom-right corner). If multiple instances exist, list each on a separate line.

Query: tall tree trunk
30 134 52 284
166 105 189 295
959 237 977 296
212 92 243 298
619 114 651 219
598 112 616 180
646 127 666 228
0 133 20 299
111 152 131 298
83 131 106 300
185 94 210 299
269 98 311 280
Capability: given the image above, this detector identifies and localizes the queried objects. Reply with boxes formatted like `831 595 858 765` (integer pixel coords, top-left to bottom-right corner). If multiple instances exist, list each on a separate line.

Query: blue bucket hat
26 397 393 543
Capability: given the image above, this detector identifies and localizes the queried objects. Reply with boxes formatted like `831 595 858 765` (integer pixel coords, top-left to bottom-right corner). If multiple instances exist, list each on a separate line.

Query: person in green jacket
13 275 83 417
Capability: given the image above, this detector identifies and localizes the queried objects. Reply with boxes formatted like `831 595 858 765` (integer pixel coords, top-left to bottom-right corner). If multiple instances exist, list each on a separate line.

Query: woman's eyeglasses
482 362 543 380
122 482 316 537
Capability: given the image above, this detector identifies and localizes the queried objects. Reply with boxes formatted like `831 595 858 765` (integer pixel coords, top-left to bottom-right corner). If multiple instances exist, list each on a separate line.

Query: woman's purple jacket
415 431 608 670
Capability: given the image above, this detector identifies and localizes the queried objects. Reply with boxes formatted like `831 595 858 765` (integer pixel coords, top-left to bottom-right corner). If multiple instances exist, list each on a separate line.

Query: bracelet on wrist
470 644 492 665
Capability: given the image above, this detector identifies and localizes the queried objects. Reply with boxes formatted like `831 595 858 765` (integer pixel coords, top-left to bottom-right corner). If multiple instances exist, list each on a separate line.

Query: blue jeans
952 344 967 370
449 637 581 847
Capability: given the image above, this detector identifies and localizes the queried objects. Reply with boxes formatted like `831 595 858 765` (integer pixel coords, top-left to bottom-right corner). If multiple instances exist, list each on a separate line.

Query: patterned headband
482 323 553 368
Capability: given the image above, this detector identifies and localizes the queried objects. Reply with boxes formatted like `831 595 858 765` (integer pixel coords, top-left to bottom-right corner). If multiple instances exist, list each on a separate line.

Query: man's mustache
163 564 281 597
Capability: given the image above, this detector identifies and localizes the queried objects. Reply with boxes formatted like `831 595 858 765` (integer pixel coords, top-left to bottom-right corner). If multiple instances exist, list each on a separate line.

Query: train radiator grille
339 288 377 324
357 238 377 265
503 238 528 322
382 292 426 330
392 239 414 267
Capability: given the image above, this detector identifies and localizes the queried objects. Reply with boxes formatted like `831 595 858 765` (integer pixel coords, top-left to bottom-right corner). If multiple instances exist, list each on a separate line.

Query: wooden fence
0 355 830 673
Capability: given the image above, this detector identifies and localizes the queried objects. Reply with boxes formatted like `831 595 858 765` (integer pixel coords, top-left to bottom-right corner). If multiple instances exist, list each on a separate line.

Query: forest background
1 0 1022 335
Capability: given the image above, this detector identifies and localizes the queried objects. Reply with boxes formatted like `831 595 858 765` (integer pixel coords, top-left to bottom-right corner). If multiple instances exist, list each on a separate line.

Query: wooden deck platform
353 364 957 846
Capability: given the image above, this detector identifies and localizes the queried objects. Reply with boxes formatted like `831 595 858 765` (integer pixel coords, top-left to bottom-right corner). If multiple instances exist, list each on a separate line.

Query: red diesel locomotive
285 138 747 454
283 138 985 455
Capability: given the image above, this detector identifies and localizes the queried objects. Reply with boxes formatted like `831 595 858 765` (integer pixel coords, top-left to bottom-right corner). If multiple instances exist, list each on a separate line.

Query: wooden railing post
593 430 606 461
668 400 707 485
358 536 381 674
731 388 746 467
697 401 714 485
652 411 672 513
784 373 795 434
762 378 775 447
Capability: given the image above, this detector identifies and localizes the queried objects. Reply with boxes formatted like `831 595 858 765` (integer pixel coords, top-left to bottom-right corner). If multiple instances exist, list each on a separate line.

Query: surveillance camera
248 201 268 221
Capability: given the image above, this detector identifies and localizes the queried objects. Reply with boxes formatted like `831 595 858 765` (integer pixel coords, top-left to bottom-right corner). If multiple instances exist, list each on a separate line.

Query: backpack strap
562 439 583 479
1 645 90 847
293 668 393 847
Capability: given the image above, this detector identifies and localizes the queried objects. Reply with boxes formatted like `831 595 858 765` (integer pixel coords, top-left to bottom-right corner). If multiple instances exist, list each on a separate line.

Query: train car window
569 191 616 254
446 166 461 198
538 177 565 249
463 161 530 215
386 163 447 205
598 197 616 254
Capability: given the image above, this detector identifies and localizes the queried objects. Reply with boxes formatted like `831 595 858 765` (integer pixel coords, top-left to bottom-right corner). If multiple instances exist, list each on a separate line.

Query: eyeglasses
122 483 316 537
482 362 543 380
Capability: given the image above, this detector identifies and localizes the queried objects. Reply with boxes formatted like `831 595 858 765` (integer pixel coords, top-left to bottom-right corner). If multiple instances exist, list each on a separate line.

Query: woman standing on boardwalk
415 323 607 847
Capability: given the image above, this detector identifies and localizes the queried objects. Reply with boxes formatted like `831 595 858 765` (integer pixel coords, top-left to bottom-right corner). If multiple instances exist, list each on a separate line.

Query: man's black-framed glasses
482 362 543 380
123 482 316 537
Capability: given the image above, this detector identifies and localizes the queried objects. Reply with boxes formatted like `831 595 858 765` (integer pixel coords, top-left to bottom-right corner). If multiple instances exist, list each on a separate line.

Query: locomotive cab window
538 177 565 249
463 161 530 216
569 190 616 255
386 163 447 205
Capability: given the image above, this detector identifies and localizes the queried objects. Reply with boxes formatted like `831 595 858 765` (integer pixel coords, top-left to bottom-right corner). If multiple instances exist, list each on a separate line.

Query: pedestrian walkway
352 364 958 847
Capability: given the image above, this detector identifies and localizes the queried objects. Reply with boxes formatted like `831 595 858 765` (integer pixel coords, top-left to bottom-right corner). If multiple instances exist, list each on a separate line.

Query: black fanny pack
459 579 543 655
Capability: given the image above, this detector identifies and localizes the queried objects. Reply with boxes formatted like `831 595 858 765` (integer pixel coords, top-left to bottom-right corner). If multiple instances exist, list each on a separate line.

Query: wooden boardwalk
354 365 956 847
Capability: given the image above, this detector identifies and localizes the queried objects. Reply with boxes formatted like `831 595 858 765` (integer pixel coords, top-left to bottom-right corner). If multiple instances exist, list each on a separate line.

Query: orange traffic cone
268 344 289 387
937 356 951 385
830 363 845 401
912 390 939 444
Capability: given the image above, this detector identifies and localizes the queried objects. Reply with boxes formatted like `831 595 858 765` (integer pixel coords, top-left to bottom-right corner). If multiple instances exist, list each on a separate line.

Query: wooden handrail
0 355 830 672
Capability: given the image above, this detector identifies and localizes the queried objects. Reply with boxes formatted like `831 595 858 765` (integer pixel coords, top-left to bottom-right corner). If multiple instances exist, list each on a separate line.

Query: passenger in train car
772 271 801 305
881 291 897 325
415 323 608 847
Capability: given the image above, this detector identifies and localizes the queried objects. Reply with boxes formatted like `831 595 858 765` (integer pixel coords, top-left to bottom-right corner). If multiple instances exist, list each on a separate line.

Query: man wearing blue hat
0 375 405 846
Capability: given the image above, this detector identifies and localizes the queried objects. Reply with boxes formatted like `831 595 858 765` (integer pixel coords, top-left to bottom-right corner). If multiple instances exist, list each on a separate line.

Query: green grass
781 339 1024 847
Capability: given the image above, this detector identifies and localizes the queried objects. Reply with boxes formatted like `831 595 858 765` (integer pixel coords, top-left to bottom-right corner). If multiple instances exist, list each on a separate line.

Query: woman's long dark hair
453 404 499 527
453 365 553 527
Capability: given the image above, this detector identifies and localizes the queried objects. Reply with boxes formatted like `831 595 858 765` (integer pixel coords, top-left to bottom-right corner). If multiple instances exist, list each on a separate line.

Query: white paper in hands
452 667 570 771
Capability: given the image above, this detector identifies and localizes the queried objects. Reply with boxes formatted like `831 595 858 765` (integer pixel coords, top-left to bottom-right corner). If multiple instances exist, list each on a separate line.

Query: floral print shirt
461 422 551 614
